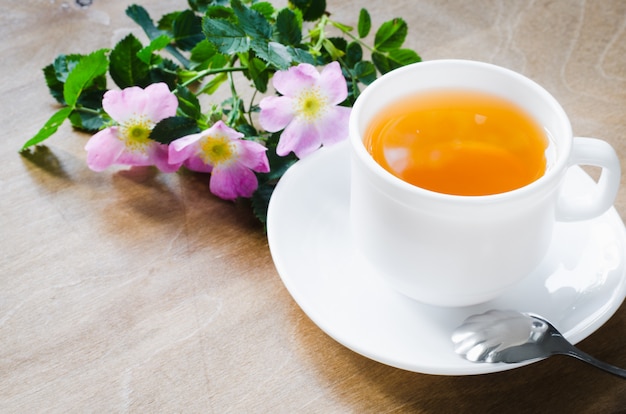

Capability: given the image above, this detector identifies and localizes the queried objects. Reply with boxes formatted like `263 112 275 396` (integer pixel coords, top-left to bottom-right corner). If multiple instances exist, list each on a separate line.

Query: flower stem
248 89 258 126
306 14 330 55
180 66 247 88
73 105 103 115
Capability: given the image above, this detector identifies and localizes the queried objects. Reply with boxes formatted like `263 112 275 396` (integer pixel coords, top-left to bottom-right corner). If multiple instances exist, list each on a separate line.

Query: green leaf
329 37 347 53
56 54 94 83
68 108 109 132
199 72 228 95
358 8 371 38
176 85 202 119
235 122 259 138
231 0 272 39
172 9 204 51
274 8 302 46
374 18 408 52
288 0 326 21
353 60 377 84
43 54 83 104
156 11 180 31
345 41 363 68
36 51 108 144
250 183 272 224
43 65 66 104
259 134 298 182
387 48 421 66
346 80 360 105
148 58 180 90
149 116 200 144
251 2 276 20
246 57 269 93
190 39 218 63
202 18 250 54
205 5 235 19
63 49 108 108
126 5 190 68
251 182 274 225
76 88 106 110
372 51 391 74
287 46 317 65
372 48 421 74
70 88 108 132
265 154 297 183
109 34 150 88
21 107 73 150
251 39 292 69
188 0 228 13
126 5 164 39
137 34 171 65
251 147 298 224
189 40 228 71
52 54 83 82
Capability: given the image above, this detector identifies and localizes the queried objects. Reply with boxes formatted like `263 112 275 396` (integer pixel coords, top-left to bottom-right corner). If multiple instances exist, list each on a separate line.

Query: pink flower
259 61 351 158
169 121 270 200
85 83 181 172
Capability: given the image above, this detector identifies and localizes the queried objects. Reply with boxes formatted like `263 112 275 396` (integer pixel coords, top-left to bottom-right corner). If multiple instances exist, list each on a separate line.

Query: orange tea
364 89 550 196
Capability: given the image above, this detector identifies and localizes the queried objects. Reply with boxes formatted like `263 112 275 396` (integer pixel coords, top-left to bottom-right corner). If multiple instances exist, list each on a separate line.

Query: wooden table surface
2 0 626 412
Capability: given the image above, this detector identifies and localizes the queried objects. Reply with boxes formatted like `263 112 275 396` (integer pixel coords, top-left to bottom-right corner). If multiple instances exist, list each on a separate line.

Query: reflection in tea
364 89 549 196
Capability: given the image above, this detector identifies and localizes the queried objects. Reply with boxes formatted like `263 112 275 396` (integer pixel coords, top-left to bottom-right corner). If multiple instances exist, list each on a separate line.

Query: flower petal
272 63 318 97
102 87 146 124
103 83 177 124
236 140 270 173
142 83 178 123
318 61 348 105
85 127 126 171
317 106 351 146
169 132 203 165
210 163 259 200
276 119 322 158
184 156 213 173
258 95 295 132
115 145 154 167
210 120 244 141
149 143 182 173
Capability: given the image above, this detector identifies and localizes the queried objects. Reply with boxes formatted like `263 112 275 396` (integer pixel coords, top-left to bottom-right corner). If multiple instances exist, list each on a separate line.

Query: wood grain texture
1 0 626 412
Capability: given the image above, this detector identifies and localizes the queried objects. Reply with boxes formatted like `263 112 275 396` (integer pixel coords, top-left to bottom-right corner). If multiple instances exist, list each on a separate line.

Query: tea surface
364 89 549 196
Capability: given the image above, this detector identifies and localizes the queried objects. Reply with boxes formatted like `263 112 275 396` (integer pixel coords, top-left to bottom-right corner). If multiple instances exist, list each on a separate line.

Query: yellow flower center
199 134 236 166
120 115 153 152
296 88 327 121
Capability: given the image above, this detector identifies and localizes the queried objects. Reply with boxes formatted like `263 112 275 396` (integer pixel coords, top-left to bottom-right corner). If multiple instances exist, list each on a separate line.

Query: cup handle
556 137 621 221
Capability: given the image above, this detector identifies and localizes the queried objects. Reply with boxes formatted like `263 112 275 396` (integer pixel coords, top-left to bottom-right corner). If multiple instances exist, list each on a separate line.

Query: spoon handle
561 345 626 379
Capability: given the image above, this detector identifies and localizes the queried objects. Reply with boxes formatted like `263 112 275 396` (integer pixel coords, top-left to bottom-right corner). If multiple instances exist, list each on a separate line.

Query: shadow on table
20 145 70 178
106 164 263 234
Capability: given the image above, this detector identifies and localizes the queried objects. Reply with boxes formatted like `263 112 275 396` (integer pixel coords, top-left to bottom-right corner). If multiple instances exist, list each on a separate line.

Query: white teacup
349 59 621 307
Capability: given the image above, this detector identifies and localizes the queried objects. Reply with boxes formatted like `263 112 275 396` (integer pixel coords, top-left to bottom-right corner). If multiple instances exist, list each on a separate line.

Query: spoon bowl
452 309 626 379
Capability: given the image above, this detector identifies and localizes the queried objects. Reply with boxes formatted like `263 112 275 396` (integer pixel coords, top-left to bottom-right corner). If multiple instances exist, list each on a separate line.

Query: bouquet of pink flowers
22 0 420 223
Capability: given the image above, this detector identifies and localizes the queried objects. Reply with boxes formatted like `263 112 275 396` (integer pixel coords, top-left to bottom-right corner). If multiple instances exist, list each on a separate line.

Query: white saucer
266 140 626 375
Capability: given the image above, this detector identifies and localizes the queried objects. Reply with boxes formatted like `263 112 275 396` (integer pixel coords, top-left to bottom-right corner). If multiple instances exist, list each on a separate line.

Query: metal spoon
451 309 626 379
